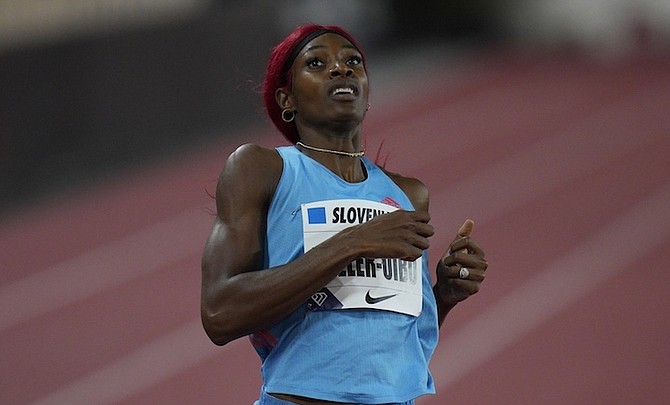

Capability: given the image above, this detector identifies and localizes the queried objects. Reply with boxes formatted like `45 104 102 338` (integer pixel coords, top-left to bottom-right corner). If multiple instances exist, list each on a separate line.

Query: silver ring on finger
459 266 470 279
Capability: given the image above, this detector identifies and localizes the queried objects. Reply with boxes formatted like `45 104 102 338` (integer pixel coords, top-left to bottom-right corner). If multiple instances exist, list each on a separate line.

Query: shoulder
227 143 281 165
222 143 282 179
216 143 283 211
381 168 429 212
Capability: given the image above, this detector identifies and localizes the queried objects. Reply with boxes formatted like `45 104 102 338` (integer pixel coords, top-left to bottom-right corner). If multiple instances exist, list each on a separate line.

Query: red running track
2 49 670 404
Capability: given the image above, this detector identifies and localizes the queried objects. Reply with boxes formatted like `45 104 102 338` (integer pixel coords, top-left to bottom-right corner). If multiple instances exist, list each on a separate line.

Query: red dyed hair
263 24 367 144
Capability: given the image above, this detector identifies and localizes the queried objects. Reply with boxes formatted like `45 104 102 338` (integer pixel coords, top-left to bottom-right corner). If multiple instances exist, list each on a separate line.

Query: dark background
1 1 506 214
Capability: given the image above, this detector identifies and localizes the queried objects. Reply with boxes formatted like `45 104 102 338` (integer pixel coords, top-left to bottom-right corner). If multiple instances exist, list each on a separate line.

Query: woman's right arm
200 144 434 345
200 144 360 345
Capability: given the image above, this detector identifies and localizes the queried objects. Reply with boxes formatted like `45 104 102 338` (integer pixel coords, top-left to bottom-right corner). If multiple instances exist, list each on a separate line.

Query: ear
275 87 294 111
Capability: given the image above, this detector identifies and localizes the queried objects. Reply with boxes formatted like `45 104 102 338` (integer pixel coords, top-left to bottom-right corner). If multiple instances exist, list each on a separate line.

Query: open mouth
329 83 359 100
331 87 355 96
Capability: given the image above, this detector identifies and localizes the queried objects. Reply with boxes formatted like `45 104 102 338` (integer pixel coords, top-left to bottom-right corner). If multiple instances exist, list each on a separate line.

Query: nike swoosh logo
365 290 398 304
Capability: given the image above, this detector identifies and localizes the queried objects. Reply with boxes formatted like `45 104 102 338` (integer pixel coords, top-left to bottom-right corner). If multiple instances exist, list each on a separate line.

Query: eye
346 55 362 66
306 57 324 68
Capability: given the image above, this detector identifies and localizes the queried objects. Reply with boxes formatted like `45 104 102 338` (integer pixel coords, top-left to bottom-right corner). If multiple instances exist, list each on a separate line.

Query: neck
296 141 365 158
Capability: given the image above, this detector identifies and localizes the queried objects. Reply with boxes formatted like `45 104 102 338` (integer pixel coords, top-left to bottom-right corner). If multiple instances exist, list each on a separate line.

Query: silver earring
281 109 295 123
366 103 371 111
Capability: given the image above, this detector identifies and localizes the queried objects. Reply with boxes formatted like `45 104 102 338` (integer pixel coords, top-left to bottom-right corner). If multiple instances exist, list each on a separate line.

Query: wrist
334 224 370 259
433 283 458 310
313 230 364 268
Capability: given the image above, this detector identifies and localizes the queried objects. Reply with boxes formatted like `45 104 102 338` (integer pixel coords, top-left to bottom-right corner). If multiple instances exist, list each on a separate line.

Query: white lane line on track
0 208 211 333
32 319 230 405
431 181 670 392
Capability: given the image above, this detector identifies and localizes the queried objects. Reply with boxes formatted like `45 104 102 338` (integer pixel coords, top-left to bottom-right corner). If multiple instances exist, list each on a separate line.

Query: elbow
200 308 239 346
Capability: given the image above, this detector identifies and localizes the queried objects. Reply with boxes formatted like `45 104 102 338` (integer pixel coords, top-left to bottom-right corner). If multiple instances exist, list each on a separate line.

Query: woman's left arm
385 171 488 328
433 219 488 327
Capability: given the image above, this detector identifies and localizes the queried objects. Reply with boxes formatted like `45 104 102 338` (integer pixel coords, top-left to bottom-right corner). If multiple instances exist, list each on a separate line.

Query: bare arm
385 170 488 328
201 145 434 345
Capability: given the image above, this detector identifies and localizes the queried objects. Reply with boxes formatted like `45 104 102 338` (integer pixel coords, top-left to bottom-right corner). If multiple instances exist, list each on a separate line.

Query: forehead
300 33 358 55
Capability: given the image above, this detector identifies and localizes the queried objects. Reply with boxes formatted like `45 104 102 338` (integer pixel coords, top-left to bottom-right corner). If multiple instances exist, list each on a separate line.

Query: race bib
301 199 422 317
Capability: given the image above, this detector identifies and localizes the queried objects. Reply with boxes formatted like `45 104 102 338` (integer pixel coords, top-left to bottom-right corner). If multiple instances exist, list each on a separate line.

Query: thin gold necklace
296 141 365 158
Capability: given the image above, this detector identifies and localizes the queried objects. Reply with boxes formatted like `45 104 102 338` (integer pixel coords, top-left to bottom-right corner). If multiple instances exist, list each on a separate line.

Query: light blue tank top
250 146 438 403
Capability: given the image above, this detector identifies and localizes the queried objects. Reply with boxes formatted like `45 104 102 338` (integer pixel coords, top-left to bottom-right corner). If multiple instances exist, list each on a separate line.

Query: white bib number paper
301 199 422 317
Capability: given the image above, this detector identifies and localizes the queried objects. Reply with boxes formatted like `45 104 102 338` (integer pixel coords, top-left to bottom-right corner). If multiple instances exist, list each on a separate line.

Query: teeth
333 87 354 95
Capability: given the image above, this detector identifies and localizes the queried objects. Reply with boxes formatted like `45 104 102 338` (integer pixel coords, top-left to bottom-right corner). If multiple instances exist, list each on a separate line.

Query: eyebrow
304 44 358 53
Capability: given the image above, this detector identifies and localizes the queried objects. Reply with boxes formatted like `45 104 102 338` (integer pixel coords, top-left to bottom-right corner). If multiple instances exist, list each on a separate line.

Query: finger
408 210 431 223
448 237 469 255
408 233 431 251
458 219 474 237
405 211 433 237
401 249 424 262
436 265 485 299
449 264 486 282
465 238 486 257
449 219 474 255
448 278 483 296
442 254 488 271
448 236 486 258
416 222 435 237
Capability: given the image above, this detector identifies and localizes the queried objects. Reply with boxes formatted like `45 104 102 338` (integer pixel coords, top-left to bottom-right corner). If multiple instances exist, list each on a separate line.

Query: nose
329 62 353 78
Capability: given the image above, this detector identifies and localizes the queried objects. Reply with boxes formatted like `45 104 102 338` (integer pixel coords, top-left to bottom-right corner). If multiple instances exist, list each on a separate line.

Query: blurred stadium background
2 1 669 404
